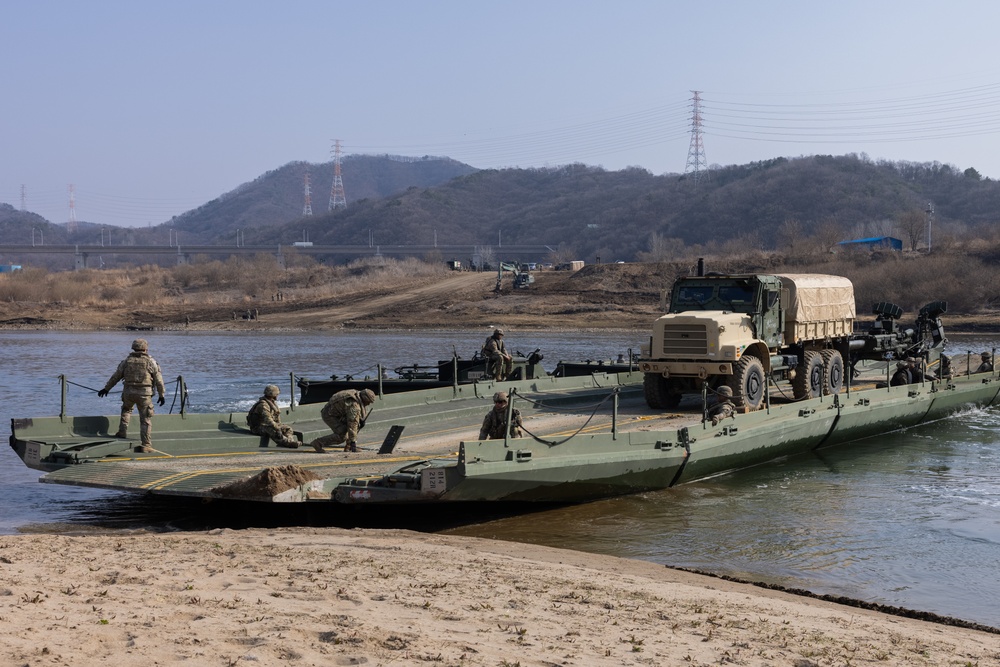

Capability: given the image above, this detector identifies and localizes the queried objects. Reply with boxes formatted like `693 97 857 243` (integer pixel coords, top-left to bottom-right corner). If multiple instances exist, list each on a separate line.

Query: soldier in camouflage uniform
97 338 166 453
310 388 376 452
483 328 513 381
479 391 523 440
247 384 299 448
708 385 735 426
976 351 994 373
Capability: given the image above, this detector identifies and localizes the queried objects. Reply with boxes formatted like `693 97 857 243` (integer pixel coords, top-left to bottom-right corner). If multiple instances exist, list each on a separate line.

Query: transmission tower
67 184 78 232
303 171 313 216
684 91 708 181
328 139 347 210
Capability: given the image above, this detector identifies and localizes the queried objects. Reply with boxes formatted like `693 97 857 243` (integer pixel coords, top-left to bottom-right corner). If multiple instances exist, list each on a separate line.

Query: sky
4 0 1000 228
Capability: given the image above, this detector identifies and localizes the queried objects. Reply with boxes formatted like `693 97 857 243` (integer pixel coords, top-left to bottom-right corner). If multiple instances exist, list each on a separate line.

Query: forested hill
168 155 478 239
255 155 1000 262
4 154 1000 264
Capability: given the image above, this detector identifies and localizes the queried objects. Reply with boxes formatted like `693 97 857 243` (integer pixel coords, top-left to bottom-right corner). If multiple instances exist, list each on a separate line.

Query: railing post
180 375 188 415
59 374 67 422
289 372 295 410
612 388 618 440
377 364 384 397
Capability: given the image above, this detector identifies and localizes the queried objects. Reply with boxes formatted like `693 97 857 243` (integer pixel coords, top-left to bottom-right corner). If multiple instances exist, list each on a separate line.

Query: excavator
494 262 534 293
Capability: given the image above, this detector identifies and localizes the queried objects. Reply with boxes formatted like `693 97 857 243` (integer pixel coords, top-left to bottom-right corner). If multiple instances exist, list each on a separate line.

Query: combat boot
344 442 358 453
134 445 153 453
114 431 128 438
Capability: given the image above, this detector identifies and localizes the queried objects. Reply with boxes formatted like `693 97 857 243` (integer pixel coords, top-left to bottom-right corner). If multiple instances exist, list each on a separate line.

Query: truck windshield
671 282 757 312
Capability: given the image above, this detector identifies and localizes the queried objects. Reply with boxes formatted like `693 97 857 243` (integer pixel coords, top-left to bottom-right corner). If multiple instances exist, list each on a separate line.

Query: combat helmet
493 328 504 337
131 338 148 352
716 385 733 398
983 352 992 360
359 389 376 405
264 384 280 398
493 391 508 403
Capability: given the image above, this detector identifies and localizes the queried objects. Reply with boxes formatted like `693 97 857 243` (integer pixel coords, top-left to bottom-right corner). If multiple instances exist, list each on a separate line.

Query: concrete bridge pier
74 246 87 270
176 247 188 265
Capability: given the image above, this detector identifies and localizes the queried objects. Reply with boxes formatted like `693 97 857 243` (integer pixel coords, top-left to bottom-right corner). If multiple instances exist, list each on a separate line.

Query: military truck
638 272 856 410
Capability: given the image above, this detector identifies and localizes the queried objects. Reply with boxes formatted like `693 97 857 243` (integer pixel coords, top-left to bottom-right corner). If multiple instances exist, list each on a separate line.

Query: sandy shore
1 528 998 666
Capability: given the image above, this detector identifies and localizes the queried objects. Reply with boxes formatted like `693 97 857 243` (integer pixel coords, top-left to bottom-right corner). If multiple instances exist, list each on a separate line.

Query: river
2 329 999 627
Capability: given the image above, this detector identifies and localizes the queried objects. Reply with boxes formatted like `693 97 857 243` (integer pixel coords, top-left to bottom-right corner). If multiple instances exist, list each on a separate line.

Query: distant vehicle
292 241 313 247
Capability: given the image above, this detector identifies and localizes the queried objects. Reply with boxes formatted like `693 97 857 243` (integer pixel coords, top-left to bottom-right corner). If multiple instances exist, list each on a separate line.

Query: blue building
0 264 22 273
836 236 903 252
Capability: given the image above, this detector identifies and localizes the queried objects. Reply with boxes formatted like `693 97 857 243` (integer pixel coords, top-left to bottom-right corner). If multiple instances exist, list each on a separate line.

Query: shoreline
2 527 999 666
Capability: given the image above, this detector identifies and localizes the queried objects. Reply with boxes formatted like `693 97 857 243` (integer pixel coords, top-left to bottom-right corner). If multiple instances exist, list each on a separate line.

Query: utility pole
20 185 26 211
684 91 708 182
328 139 347 210
67 184 77 233
303 171 313 216
925 202 934 253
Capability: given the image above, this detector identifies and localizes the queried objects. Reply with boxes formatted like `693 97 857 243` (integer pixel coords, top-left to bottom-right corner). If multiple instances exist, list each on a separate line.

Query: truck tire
729 356 765 411
793 351 824 400
820 349 844 395
644 374 683 409
643 373 669 409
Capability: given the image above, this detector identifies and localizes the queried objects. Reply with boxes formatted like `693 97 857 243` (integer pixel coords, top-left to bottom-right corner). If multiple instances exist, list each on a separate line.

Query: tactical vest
123 354 152 387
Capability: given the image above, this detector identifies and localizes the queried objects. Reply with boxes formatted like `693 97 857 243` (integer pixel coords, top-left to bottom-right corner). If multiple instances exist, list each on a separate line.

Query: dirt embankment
3 263 1000 333
0 264 671 332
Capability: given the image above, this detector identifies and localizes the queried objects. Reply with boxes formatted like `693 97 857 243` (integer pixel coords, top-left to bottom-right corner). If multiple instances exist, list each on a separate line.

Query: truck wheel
643 373 669 410
793 351 824 399
820 349 844 395
729 356 765 411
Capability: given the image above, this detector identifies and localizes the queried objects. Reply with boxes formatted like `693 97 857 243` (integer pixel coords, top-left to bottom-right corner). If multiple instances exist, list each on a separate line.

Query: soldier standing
479 391 523 440
483 328 513 381
246 385 299 448
97 338 166 453
310 388 376 452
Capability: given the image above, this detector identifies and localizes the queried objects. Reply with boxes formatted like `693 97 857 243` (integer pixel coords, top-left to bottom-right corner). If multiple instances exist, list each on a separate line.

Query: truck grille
660 323 708 356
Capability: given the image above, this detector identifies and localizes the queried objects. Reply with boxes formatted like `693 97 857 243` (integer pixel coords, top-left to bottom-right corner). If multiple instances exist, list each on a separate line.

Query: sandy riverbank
1 527 998 666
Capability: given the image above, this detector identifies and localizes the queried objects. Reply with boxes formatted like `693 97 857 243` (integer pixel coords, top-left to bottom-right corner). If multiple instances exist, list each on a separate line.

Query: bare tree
896 210 926 251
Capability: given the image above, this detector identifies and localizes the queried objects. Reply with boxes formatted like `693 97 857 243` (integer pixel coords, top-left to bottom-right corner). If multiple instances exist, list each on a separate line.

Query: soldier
479 391 523 440
708 385 736 426
97 338 166 453
976 351 994 373
246 385 299 448
483 328 513 381
310 388 376 452
890 360 911 386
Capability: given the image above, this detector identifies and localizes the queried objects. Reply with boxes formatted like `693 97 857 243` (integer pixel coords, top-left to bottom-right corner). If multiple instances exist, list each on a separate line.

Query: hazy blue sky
3 0 1000 227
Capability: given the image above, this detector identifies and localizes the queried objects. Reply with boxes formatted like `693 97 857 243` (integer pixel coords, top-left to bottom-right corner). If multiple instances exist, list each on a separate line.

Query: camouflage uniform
479 391 523 439
99 339 165 450
247 385 299 448
708 386 735 426
483 329 513 380
311 389 375 452
976 352 994 373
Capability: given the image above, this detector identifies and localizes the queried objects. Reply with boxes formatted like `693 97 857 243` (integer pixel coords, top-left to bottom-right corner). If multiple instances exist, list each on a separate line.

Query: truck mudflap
332 461 452 504
640 361 734 378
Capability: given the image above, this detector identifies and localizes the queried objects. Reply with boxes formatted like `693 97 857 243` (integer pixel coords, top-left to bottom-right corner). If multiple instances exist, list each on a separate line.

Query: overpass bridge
0 243 554 270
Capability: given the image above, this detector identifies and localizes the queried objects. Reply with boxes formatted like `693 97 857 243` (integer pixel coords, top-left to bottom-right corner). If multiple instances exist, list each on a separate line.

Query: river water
2 330 999 627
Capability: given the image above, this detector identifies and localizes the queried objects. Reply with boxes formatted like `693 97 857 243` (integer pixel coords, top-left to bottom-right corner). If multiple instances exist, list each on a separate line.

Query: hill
4 154 1000 270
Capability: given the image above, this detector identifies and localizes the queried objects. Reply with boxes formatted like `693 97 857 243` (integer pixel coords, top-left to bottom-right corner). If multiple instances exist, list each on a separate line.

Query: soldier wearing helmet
708 385 736 427
97 338 166 453
976 351 994 374
311 388 377 452
479 391 523 440
482 328 513 381
246 385 300 448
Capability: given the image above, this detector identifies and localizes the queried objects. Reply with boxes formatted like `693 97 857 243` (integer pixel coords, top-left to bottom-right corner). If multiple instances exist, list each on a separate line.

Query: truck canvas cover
777 274 856 343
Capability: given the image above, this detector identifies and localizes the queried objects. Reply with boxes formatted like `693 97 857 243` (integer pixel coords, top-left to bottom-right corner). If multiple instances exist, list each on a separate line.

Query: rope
512 388 618 446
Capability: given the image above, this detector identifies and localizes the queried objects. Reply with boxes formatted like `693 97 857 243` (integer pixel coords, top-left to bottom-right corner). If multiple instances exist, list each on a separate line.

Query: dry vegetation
2 249 1000 331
